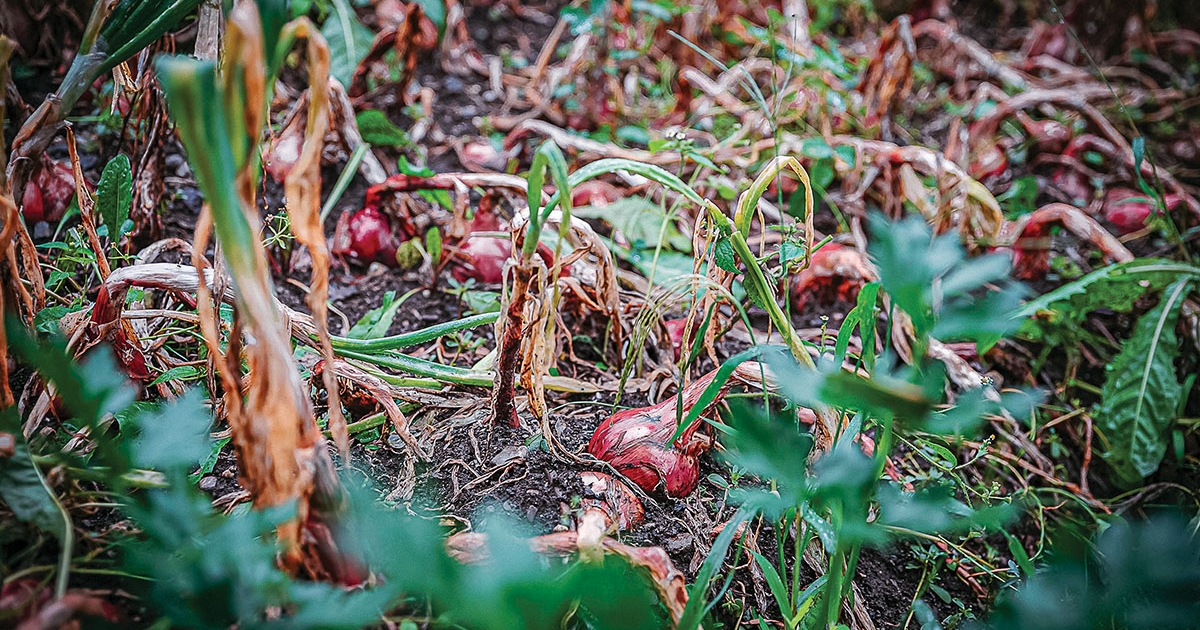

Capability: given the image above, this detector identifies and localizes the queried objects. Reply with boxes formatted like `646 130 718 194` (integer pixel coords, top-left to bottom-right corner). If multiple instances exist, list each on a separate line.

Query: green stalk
823 540 846 629
337 349 493 387
328 312 498 353
320 143 371 222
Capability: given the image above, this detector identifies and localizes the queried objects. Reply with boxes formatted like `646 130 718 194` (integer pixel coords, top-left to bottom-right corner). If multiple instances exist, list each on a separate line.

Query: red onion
1103 188 1180 235
579 471 644 531
571 180 622 207
588 364 770 498
332 207 399 264
21 158 77 224
451 235 510 284
790 244 876 312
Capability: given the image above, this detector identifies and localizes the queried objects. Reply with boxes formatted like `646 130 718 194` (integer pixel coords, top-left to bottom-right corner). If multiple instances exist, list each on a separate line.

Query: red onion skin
790 244 872 311
588 371 722 498
1023 119 1072 155
1103 188 1180 235
969 143 1008 180
580 471 645 531
22 159 77 224
332 207 399 264
663 318 689 362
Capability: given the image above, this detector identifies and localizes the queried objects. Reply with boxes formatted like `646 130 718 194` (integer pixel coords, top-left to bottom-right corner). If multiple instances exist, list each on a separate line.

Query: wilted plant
491 140 573 427
156 0 345 572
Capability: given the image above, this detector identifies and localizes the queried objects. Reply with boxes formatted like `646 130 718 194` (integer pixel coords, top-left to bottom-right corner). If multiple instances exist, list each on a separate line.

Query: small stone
198 476 218 491
665 534 693 554
443 76 464 93
33 221 51 240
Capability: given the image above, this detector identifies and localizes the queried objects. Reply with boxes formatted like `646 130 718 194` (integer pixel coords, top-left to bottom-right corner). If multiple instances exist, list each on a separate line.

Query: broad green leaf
355 110 410 147
96 154 133 236
0 406 73 598
1095 279 1191 486
713 237 740 274
322 0 375 86
572 196 691 252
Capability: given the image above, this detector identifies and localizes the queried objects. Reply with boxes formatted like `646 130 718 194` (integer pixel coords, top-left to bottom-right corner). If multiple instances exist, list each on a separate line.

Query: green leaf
348 290 404 340
679 508 753 630
0 406 73 598
834 281 879 367
0 407 71 541
800 137 834 160
96 154 133 236
753 551 793 622
572 196 691 252
1013 259 1200 344
322 0 376 86
1095 279 1191 486
34 305 83 334
426 226 443 268
713 237 739 274
355 110 410 147
149 364 204 386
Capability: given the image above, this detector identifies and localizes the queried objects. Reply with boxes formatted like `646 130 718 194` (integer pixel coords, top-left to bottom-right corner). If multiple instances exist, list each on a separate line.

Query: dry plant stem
323 360 427 460
0 194 17 407
0 36 16 407
782 0 811 57
4 0 115 199
64 128 111 280
1001 203 1134 265
280 19 348 461
195 0 223 60
493 264 534 427
912 20 1029 90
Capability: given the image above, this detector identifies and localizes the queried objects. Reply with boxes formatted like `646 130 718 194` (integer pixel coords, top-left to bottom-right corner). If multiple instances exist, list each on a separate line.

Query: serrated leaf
1095 279 1191 486
322 0 375 86
713 237 739 274
97 154 133 236
1013 259 1200 343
